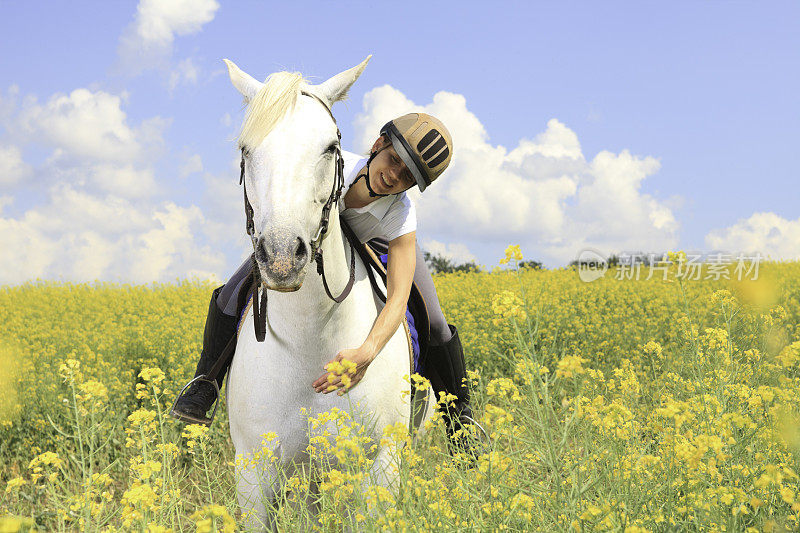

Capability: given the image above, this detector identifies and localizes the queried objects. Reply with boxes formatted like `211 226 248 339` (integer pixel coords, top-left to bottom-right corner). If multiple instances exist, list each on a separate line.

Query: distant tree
452 261 481 274
422 251 481 274
518 260 543 270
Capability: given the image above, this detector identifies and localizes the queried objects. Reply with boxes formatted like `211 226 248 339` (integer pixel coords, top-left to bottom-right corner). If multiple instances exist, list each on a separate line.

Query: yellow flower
132 460 163 480
0 515 36 531
409 373 431 391
341 359 357 374
139 367 165 384
191 504 236 533
364 485 395 508
155 442 179 459
500 244 523 265
491 290 526 326
580 505 603 520
28 451 63 470
5 476 26 492
555 354 588 378
120 482 158 508
326 360 344 375
182 423 210 450
58 358 81 380
127 408 157 428
381 421 409 448
486 377 522 402
667 250 687 264
91 472 113 487
642 341 663 359
78 379 108 401
777 341 800 368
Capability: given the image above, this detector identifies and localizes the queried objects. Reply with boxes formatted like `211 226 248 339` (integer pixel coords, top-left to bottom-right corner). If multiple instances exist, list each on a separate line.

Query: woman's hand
312 346 376 395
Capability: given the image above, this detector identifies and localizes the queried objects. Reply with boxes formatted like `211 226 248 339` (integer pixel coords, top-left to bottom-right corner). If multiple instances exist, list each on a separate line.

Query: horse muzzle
254 234 309 290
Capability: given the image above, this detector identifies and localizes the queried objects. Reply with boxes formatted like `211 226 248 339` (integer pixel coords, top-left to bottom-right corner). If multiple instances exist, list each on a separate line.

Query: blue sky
1 1 798 284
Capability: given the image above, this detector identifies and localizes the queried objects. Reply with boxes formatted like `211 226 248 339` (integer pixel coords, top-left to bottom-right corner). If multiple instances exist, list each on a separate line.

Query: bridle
240 90 356 342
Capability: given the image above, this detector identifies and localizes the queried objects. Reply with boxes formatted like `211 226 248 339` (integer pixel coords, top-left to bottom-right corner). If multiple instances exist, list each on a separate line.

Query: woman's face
368 137 416 195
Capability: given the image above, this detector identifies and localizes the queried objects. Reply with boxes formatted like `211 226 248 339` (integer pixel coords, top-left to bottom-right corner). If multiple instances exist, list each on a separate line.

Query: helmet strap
355 147 391 198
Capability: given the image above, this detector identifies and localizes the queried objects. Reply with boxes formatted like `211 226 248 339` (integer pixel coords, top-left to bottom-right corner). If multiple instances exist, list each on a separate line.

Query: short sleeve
381 195 417 242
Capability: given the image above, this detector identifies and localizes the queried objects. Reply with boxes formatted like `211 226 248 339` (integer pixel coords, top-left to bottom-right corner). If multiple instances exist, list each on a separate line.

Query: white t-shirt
338 150 417 243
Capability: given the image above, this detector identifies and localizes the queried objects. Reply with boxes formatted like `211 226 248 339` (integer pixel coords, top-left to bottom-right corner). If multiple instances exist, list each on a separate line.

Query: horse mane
238 71 307 151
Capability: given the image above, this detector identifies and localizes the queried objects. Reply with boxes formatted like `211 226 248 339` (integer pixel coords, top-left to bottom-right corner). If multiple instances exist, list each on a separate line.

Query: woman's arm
362 231 416 356
312 231 416 394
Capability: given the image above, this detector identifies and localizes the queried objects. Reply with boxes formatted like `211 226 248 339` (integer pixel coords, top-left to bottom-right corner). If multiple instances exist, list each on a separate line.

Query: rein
240 91 356 342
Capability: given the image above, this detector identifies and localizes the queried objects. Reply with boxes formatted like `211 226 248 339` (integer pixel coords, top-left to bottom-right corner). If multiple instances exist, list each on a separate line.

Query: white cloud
86 164 159 198
0 196 12 216
169 57 200 92
0 145 30 186
198 158 250 252
179 153 203 178
0 84 226 285
0 86 20 126
421 240 478 265
0 184 225 285
705 212 800 261
15 88 168 163
5 87 168 198
118 0 219 75
353 86 679 265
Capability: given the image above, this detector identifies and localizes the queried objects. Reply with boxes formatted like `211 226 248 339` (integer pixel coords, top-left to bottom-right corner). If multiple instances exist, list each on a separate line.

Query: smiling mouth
380 172 392 188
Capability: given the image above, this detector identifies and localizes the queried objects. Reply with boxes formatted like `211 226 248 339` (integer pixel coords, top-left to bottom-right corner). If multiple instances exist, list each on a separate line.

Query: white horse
222 57 432 530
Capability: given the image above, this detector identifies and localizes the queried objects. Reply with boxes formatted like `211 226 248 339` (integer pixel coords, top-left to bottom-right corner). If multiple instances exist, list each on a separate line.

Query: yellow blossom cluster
556 354 589 378
191 504 235 533
1 259 800 530
491 289 526 327
499 244 523 265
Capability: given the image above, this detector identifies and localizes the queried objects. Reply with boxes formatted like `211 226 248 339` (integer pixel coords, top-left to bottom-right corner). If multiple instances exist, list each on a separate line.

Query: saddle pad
378 254 422 375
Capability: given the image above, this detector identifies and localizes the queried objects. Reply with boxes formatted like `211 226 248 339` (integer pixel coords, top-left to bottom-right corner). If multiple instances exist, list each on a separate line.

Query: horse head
224 56 371 291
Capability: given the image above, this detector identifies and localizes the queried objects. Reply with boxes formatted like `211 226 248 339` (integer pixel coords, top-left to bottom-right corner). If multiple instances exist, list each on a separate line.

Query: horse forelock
238 71 307 153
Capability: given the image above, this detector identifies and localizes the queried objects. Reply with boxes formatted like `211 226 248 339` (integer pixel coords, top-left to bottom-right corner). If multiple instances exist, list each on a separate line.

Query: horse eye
325 143 338 155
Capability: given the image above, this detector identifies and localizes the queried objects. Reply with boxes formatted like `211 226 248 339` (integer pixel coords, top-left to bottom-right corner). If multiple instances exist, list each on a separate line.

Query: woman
171 113 477 453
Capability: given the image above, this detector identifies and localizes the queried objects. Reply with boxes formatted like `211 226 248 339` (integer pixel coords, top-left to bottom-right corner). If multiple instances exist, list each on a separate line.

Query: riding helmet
380 113 453 192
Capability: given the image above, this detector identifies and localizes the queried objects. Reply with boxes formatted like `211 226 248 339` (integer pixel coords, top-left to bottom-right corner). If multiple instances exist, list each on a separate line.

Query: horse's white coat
223 57 431 531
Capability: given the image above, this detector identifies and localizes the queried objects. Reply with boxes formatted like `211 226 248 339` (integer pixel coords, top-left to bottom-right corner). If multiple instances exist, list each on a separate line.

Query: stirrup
459 413 491 445
168 375 221 427
447 413 492 465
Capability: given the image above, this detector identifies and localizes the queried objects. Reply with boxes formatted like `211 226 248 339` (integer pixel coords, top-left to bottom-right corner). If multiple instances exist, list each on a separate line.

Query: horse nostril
255 237 269 264
294 238 308 263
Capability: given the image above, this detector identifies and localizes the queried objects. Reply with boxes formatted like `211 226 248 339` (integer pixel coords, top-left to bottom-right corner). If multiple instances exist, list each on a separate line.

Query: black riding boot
169 285 238 426
423 324 486 459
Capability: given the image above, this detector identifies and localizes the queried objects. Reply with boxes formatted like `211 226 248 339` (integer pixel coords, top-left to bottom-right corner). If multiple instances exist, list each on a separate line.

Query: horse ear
223 59 263 103
317 55 372 106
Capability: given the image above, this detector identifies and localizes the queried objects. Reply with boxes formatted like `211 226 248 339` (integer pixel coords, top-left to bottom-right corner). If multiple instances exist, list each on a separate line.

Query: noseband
239 91 356 341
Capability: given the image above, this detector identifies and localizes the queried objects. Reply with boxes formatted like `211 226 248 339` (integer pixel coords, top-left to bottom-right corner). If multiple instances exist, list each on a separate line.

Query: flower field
1 250 800 532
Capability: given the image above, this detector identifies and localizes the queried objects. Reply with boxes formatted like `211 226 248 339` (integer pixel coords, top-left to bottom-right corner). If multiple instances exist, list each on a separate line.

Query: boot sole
169 408 212 427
